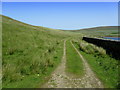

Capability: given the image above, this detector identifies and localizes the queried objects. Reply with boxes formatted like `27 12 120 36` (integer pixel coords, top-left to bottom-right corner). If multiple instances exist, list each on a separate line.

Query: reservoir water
104 37 120 41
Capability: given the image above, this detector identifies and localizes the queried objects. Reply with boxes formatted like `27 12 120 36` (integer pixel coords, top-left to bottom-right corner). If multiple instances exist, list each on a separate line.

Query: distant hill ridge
68 26 118 31
68 26 119 37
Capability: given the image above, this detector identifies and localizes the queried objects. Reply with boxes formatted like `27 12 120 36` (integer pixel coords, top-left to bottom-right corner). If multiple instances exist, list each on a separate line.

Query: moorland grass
2 15 119 88
2 15 72 88
73 40 119 88
3 42 64 88
70 26 118 37
66 41 84 77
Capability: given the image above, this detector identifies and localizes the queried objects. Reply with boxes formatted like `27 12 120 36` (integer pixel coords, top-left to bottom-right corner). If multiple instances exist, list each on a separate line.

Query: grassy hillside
2 15 119 88
69 26 119 37
2 15 82 88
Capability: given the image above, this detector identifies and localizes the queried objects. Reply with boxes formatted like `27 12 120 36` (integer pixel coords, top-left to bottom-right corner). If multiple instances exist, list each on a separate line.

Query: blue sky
2 2 118 30
2 0 119 2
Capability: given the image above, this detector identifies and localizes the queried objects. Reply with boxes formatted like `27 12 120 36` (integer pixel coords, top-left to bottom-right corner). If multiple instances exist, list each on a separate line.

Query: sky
2 0 120 2
2 2 118 30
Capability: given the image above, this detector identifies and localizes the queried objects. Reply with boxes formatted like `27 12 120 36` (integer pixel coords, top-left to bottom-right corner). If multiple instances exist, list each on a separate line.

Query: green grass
3 42 63 88
66 41 84 77
69 26 118 37
78 40 106 55
81 52 119 88
74 41 119 88
2 15 119 88
2 15 76 88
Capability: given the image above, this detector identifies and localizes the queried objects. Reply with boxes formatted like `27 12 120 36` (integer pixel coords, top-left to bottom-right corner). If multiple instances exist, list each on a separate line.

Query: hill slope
69 26 119 37
2 15 119 88
2 15 81 88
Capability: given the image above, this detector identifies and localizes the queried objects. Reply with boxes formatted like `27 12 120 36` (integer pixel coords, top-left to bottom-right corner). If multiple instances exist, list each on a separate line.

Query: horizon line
2 14 118 31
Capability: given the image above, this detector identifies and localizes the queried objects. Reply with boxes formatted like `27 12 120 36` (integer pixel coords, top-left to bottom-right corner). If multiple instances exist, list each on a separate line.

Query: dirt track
42 40 104 88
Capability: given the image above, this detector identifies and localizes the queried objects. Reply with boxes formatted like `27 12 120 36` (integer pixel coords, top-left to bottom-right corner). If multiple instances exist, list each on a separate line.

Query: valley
2 15 119 88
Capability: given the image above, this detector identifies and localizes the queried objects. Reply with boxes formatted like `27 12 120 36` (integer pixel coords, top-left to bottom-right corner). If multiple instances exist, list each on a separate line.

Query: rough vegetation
70 26 118 37
79 41 106 55
73 40 119 88
2 15 119 88
2 15 80 88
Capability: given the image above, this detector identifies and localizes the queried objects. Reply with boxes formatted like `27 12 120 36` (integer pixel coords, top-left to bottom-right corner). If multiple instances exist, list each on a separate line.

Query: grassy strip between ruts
3 41 64 88
66 41 84 78
73 41 119 88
